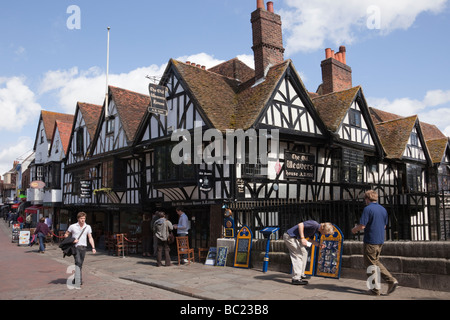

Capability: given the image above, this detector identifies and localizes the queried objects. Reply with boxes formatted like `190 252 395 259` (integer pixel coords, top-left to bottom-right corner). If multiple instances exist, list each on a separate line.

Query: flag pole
105 27 110 118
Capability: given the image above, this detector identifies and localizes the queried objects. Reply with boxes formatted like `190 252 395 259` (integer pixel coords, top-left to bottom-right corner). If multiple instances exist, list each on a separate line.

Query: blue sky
1 0 450 175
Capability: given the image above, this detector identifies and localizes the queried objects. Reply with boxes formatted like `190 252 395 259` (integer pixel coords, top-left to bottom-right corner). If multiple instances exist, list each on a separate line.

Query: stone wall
217 238 450 292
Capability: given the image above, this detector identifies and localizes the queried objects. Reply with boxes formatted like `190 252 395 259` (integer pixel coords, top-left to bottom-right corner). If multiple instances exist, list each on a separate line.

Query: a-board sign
205 247 217 266
315 224 344 279
19 231 30 246
304 234 318 276
216 246 228 267
233 225 253 269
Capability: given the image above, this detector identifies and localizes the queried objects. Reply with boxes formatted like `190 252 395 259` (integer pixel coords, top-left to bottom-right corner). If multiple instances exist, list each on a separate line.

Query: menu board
315 224 344 279
233 226 253 269
19 231 31 246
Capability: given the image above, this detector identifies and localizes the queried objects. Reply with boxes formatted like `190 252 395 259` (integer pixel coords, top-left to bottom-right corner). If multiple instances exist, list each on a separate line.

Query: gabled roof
78 102 102 143
426 137 449 164
374 115 421 160
311 86 361 132
33 111 74 150
369 107 404 124
50 120 73 156
109 86 150 142
168 58 294 131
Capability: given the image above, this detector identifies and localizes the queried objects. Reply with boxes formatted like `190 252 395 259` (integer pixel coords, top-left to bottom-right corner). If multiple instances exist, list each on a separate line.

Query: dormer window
75 128 84 155
106 116 115 135
349 109 361 128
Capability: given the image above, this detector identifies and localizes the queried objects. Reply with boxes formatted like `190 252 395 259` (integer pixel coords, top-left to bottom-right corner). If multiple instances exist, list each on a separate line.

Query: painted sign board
216 246 228 267
19 231 30 246
284 151 315 180
315 224 344 279
205 247 217 266
148 84 168 116
233 225 253 269
304 234 318 276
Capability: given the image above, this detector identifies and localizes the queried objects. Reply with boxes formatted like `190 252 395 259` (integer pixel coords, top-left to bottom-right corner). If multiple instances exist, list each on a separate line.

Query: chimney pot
267 1 274 13
186 61 191 65
257 0 265 9
325 48 332 59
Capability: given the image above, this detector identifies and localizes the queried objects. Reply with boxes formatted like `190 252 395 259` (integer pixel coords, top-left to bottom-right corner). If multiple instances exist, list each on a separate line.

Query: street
0 221 195 300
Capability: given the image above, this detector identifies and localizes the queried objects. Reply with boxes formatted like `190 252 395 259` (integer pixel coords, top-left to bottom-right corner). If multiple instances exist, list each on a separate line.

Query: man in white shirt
65 212 96 287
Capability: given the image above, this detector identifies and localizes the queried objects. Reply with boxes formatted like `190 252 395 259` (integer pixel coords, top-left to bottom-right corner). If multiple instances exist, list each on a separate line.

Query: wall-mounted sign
148 84 168 116
30 181 45 189
236 178 245 198
233 225 253 269
315 224 344 279
284 151 315 180
198 170 214 193
79 180 92 199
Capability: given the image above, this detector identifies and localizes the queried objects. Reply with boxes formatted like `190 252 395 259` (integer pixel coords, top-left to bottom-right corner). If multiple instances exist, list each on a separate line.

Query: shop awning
25 205 43 214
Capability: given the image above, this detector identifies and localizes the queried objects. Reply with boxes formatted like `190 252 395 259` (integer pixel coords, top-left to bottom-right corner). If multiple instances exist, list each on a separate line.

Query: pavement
1 220 450 302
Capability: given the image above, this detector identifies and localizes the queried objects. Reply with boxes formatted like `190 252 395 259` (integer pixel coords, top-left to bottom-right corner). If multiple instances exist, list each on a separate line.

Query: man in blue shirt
352 190 398 295
283 220 334 285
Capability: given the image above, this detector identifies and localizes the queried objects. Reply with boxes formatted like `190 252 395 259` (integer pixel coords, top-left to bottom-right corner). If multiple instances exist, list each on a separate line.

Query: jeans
73 246 87 285
37 232 46 252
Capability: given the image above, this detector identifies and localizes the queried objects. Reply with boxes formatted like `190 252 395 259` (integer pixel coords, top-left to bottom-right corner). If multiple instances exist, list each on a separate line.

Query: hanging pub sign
198 170 214 193
315 224 344 279
79 180 92 199
233 225 253 269
148 83 168 116
284 151 315 180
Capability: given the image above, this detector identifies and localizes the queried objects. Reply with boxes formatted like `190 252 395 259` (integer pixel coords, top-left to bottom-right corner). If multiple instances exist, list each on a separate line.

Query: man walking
352 190 398 296
65 212 96 287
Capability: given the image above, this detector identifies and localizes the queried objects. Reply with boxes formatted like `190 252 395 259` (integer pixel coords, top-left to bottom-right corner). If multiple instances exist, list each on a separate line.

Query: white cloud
0 77 42 132
0 136 33 177
279 0 448 54
368 89 450 136
38 53 252 114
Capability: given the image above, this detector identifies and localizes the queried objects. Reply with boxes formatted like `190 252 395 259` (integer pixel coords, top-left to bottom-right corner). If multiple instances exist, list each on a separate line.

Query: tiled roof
426 138 449 164
374 115 418 159
420 122 446 141
55 120 73 155
369 107 403 124
78 102 102 143
109 86 150 142
311 86 361 132
41 111 74 142
171 58 290 131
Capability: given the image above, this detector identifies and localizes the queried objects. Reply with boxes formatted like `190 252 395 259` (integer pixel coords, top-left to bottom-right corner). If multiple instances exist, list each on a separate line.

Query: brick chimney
251 0 285 80
320 46 352 94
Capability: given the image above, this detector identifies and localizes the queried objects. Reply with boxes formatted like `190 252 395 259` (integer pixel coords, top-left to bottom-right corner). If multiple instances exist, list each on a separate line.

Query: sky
1 0 450 176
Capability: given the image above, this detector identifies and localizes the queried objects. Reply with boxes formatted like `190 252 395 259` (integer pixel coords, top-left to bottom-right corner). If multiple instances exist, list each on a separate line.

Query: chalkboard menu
233 226 253 269
315 224 344 279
